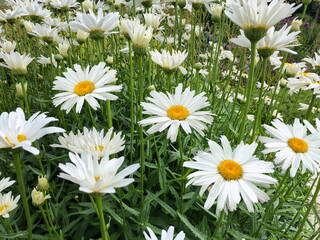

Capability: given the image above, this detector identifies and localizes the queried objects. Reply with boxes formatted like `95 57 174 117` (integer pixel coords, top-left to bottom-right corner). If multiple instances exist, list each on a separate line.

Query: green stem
6 218 15 235
17 76 30 118
138 55 145 224
293 174 320 239
306 93 316 121
12 151 32 240
178 129 184 212
45 201 63 240
39 206 53 240
166 73 172 93
95 196 110 240
238 40 257 143
129 40 134 165
251 57 268 141
117 189 129 239
255 168 290 237
212 211 224 239
87 101 97 128
301 3 308 21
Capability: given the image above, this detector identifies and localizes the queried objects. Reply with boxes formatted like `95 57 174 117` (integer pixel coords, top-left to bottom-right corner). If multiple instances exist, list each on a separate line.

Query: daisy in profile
58 152 140 194
0 173 15 192
144 226 185 240
184 136 277 213
225 0 300 41
231 24 300 58
127 20 153 54
69 8 119 39
149 49 188 74
0 108 64 155
0 192 20 218
259 119 320 177
139 84 213 142
52 127 125 158
0 51 33 75
303 49 320 73
52 63 122 114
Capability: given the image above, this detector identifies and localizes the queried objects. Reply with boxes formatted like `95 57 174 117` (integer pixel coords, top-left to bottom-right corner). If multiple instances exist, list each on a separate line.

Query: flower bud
302 0 312 4
77 30 89 44
83 0 93 12
37 176 49 191
16 82 27 99
291 18 302 32
194 62 202 70
147 85 156 91
31 188 51 207
54 54 64 62
178 0 186 8
280 78 287 88
106 56 113 65
57 42 69 58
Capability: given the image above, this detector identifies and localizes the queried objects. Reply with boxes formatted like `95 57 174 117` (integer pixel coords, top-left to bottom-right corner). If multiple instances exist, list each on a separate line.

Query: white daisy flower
58 152 140 194
21 1 51 21
0 51 33 74
37 54 57 67
231 24 300 56
0 192 20 218
0 40 16 53
0 108 65 155
303 50 320 70
287 74 320 94
225 0 300 31
50 0 79 10
127 20 153 51
30 23 60 44
69 8 119 39
143 226 185 240
118 18 140 38
0 173 15 192
52 62 122 114
299 104 320 113
139 84 213 142
184 136 277 214
52 127 125 158
259 119 320 177
149 49 188 74
225 0 300 41
144 13 163 31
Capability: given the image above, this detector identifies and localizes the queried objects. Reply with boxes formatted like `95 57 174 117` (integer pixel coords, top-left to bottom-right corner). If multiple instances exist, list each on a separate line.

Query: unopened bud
37 176 49 191
280 78 287 88
106 56 113 65
16 82 27 99
147 85 155 91
291 18 302 32
194 62 202 70
31 188 51 207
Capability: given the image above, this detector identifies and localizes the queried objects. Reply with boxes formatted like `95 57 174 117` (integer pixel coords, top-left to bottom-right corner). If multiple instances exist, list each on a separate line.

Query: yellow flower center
299 72 310 76
74 81 95 96
0 205 8 212
284 63 292 66
218 160 243 180
288 138 308 153
167 105 189 120
17 134 26 142
94 146 104 152
4 134 26 146
94 176 100 182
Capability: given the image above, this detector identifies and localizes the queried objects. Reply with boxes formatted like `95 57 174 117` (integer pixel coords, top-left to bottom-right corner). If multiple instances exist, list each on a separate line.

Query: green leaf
177 211 206 240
